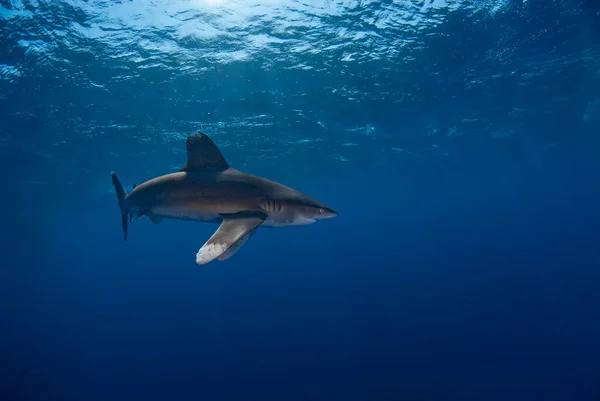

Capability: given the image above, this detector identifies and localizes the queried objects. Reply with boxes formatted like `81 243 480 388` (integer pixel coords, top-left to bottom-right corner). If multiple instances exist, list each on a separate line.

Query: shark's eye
319 208 324 214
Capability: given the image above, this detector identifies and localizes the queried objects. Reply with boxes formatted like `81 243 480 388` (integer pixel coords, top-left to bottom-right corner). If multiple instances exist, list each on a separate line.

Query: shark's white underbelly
151 206 220 222
261 215 316 227
150 206 316 227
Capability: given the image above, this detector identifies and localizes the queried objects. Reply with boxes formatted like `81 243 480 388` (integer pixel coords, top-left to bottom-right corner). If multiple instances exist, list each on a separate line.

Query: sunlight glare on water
0 0 592 187
195 0 226 6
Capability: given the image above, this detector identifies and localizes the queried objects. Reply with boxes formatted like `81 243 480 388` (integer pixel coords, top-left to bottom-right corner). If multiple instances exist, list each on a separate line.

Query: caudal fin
110 171 129 240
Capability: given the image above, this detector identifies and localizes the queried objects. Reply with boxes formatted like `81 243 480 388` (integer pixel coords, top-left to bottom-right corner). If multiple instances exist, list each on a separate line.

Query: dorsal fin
181 131 229 172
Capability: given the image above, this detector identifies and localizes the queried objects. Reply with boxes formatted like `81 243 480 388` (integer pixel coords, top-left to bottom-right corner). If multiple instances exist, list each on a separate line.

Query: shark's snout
318 207 338 220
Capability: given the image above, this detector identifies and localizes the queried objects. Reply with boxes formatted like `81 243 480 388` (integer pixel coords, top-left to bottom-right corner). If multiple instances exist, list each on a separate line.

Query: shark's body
111 132 337 264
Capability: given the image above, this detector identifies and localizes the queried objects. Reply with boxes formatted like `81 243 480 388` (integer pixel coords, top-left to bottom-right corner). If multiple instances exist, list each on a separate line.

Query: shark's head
261 193 338 227
290 201 338 225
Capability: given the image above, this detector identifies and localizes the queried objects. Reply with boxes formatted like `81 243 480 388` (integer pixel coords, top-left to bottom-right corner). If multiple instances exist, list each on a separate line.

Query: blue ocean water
2 0 600 400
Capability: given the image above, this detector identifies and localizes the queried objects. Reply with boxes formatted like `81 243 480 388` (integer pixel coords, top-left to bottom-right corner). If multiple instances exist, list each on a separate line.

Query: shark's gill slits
259 197 273 213
260 198 281 213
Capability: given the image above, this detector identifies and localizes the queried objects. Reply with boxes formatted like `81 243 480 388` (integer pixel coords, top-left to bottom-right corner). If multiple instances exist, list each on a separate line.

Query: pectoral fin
217 228 257 262
196 213 266 265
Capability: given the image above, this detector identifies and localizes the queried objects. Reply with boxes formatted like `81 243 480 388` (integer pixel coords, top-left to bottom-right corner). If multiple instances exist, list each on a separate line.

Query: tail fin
110 171 129 241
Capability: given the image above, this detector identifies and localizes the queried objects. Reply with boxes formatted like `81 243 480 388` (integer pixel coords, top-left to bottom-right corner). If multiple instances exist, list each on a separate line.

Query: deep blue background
2 0 600 400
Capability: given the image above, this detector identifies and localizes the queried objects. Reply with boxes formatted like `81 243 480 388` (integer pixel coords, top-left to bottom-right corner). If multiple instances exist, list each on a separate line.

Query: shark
110 131 338 265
